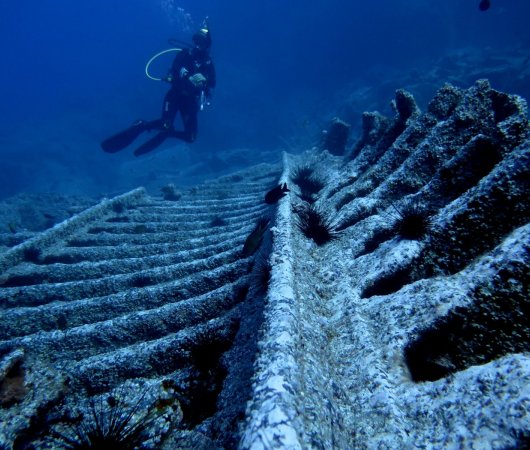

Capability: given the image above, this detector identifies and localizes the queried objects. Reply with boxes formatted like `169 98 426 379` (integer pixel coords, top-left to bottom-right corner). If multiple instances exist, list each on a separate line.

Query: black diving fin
133 130 170 157
101 121 147 153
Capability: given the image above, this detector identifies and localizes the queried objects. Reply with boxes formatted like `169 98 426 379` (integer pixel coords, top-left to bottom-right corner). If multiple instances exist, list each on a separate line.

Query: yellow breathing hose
145 48 182 81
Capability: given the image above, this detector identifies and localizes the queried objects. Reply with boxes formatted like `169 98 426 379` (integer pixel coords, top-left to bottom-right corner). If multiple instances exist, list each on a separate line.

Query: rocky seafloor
0 79 529 449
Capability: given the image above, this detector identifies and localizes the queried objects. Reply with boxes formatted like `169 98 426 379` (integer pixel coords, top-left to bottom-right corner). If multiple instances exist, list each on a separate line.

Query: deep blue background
1 0 529 199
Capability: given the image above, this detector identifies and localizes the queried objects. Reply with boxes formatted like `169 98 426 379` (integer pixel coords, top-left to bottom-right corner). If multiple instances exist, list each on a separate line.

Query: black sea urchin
391 201 432 240
251 255 272 295
296 204 338 245
49 386 171 450
291 166 325 203
291 166 314 185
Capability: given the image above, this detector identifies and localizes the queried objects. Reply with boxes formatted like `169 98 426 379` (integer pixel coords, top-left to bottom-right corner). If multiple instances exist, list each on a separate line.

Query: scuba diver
101 24 216 156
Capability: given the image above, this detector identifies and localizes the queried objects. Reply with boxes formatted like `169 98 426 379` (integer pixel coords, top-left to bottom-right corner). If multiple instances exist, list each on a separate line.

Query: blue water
1 0 529 199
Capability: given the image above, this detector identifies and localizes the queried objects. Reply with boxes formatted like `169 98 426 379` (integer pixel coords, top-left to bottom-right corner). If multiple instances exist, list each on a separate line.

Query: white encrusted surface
241 153 303 450
243 81 529 449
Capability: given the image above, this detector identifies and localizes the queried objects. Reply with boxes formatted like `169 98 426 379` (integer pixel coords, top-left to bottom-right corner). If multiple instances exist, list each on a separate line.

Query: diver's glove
188 73 207 88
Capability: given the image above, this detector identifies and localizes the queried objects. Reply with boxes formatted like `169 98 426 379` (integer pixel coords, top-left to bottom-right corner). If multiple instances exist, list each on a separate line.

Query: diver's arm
168 50 190 83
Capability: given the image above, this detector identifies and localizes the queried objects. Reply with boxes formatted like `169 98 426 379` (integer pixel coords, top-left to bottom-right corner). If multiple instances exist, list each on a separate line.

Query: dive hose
145 48 181 81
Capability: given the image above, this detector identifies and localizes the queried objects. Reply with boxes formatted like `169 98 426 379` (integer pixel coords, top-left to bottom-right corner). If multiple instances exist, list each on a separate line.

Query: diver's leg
100 116 165 153
144 119 163 131
134 107 197 155
161 89 179 129
132 90 180 156
135 113 197 155
172 97 198 143
101 120 150 153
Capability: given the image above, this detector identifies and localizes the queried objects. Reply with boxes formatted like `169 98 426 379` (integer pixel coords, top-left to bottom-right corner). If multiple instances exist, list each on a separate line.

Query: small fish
479 0 490 11
242 218 270 257
264 183 289 204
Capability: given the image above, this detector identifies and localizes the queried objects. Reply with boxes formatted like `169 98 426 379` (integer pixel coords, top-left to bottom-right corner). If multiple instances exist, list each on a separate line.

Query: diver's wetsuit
101 47 215 156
